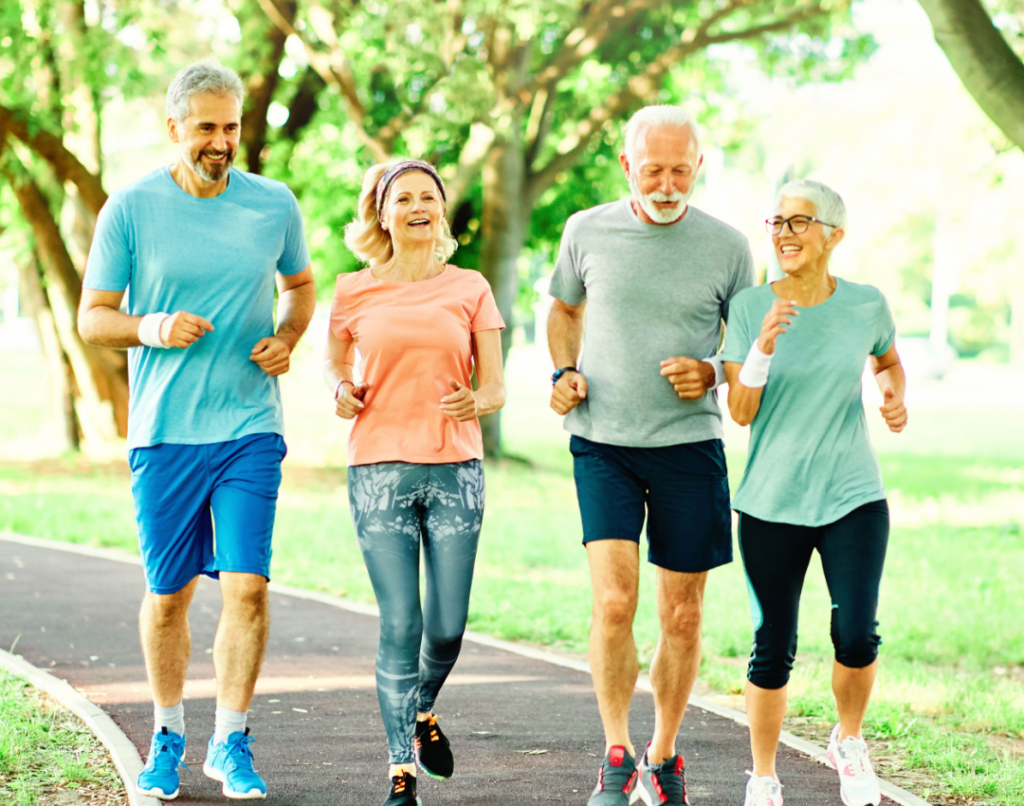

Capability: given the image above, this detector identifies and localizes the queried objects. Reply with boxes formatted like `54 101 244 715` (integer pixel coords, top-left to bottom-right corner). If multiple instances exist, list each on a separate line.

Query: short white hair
624 105 702 163
166 61 244 123
776 179 847 233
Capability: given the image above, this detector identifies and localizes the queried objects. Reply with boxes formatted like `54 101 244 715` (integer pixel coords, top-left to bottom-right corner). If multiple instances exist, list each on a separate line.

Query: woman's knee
747 628 797 689
379 611 423 654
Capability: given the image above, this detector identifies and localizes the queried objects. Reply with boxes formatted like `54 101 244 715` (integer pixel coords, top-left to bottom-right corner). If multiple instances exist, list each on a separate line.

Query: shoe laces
744 771 782 806
391 772 412 795
837 736 874 780
153 728 190 773
651 757 686 803
225 728 256 768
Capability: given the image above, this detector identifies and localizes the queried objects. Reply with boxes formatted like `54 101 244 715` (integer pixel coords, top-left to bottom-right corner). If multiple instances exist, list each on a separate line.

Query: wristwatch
551 366 577 386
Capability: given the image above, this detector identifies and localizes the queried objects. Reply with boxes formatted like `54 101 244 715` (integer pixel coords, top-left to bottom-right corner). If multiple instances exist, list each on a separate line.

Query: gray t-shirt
721 279 896 526
548 199 754 447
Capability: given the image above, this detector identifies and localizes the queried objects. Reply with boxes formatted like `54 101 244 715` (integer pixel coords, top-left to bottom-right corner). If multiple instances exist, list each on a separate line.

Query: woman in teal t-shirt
721 180 908 806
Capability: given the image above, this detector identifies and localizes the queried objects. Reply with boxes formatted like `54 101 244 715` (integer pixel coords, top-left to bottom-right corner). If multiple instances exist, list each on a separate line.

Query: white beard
628 171 691 224
186 148 234 182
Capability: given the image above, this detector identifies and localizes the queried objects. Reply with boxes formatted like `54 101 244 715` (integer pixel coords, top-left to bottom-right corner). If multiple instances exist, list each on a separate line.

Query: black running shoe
633 744 688 805
414 715 453 779
588 745 637 805
380 771 419 806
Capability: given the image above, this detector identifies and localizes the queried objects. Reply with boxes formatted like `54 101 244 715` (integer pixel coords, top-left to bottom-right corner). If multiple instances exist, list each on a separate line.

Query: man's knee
142 583 195 627
220 572 269 614
593 587 638 630
659 599 703 642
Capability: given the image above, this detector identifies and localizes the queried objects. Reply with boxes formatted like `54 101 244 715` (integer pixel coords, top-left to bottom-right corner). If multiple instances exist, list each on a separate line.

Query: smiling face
380 171 444 249
772 196 844 277
168 92 241 183
620 124 702 225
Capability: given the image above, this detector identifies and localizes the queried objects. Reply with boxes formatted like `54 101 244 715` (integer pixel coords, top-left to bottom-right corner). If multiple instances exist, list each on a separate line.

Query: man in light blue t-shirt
78 61 315 801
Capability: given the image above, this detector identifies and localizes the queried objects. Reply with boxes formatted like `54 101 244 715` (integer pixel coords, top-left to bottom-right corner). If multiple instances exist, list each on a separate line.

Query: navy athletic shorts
128 432 286 594
569 435 732 573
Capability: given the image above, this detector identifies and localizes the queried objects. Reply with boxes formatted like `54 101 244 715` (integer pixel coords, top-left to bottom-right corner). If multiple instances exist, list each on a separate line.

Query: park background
1 0 1023 803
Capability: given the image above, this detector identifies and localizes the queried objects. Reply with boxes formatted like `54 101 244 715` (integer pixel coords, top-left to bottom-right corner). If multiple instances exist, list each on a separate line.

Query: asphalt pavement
0 535 901 805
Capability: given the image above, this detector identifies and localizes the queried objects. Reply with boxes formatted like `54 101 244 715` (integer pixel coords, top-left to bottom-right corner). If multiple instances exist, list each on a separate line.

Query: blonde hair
344 161 458 265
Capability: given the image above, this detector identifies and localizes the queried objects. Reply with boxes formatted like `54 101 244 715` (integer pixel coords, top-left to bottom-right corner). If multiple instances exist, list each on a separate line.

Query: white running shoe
743 771 783 806
827 724 882 806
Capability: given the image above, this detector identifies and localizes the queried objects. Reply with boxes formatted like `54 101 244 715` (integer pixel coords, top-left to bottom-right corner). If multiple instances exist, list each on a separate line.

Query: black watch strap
551 366 577 386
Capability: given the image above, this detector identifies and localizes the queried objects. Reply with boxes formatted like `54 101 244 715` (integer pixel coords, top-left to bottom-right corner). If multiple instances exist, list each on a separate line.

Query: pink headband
375 160 447 221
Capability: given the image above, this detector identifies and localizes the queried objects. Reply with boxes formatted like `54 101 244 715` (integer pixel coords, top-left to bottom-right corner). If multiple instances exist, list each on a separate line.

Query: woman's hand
334 382 368 419
441 378 479 421
879 387 907 433
757 299 797 354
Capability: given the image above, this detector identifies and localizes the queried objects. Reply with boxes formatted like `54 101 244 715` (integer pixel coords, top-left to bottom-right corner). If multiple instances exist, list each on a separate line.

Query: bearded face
169 92 241 186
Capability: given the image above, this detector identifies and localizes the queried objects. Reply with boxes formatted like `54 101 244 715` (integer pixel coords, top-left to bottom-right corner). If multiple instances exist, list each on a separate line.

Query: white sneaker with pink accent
827 724 882 806
743 772 783 806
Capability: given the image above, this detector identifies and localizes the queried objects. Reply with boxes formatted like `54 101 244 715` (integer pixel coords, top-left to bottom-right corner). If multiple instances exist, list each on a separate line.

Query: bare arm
323 327 365 419
249 265 316 376
725 299 796 426
78 287 214 349
547 298 588 414
441 328 506 421
725 361 762 427
871 343 907 432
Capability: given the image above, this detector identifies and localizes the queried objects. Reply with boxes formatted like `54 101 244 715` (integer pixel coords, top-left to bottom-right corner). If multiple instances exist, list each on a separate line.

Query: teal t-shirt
84 167 310 449
721 278 896 526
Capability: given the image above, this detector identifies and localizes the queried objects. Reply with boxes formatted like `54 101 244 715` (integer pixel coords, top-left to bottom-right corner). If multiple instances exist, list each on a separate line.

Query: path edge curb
2 532 931 806
0 647 160 806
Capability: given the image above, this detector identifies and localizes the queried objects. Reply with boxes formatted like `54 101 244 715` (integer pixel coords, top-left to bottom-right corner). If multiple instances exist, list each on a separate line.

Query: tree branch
0 104 107 216
917 0 1024 151
445 121 496 210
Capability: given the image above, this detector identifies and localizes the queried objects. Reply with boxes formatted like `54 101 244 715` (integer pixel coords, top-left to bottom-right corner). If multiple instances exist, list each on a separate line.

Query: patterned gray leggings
347 460 484 764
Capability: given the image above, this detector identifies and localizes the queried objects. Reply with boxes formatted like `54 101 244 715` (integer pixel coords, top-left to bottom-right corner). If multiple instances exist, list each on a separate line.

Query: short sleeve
470 275 505 332
277 191 311 276
84 196 132 292
722 242 755 323
329 276 353 340
872 290 897 357
547 217 586 305
720 292 756 364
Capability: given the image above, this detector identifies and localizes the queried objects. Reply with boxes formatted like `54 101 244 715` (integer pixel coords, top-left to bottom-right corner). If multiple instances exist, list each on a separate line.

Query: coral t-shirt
330 265 505 466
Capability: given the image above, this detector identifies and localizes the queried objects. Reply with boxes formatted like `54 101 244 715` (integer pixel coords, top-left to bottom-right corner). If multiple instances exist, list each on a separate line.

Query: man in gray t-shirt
546 105 753 806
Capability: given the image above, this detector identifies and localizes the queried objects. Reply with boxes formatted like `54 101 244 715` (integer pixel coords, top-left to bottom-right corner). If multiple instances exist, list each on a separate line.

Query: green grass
0 668 125 805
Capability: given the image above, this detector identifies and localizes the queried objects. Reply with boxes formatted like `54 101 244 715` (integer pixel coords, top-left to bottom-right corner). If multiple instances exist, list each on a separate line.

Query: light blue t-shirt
84 167 310 449
721 278 896 526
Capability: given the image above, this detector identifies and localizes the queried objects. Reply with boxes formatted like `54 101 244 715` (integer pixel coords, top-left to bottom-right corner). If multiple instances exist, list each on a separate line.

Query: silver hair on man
623 104 703 164
776 179 847 234
166 61 245 123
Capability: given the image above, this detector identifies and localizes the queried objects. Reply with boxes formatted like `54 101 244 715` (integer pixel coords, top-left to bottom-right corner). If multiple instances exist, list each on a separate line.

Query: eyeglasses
765 215 835 235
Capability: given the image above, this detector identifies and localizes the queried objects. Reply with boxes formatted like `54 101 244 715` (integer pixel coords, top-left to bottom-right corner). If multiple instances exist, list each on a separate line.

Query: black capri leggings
737 499 889 690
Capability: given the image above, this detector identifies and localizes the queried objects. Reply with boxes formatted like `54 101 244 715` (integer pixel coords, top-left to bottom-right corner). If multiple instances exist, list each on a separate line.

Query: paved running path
1 536 894 805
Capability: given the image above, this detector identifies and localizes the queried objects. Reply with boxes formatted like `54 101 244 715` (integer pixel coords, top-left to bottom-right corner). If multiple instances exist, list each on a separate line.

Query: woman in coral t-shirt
324 159 505 806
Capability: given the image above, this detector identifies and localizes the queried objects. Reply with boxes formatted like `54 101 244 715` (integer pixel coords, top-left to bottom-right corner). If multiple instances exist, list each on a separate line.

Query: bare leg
833 659 878 739
647 569 706 764
213 572 270 711
587 540 641 757
746 682 788 777
140 577 199 707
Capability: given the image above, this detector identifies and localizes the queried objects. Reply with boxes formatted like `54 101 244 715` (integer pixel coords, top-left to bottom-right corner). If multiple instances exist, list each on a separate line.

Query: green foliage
0 669 124 804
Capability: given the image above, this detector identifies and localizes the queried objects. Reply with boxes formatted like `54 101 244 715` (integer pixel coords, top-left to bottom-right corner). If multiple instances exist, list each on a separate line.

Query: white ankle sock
154 701 185 737
213 706 248 745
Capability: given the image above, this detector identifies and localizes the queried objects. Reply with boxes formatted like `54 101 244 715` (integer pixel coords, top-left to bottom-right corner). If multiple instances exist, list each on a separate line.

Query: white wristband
138 313 169 348
738 341 773 388
705 354 726 389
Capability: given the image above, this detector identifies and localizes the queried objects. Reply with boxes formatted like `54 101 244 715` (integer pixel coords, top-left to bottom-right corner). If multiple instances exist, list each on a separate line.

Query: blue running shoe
203 728 267 800
137 727 188 800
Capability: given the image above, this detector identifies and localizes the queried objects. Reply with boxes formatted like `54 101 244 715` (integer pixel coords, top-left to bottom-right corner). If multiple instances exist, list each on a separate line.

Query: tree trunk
476 128 528 458
18 252 80 450
917 0 1024 152
1 147 129 442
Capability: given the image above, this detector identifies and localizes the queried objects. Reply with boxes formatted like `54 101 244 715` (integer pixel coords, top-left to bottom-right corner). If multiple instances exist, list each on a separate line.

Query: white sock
213 706 248 745
154 701 185 737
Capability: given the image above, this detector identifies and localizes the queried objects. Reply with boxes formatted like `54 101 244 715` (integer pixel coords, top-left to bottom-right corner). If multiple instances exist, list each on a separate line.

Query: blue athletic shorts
569 435 732 573
128 433 287 595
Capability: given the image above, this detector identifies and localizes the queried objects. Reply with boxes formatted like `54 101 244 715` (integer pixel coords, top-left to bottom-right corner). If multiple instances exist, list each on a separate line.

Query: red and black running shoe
380 771 419 806
415 715 453 779
588 745 638 806
633 744 689 805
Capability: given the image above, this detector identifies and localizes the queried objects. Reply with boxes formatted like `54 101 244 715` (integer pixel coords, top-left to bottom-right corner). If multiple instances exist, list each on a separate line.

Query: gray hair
624 105 703 163
776 179 847 233
166 61 245 122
